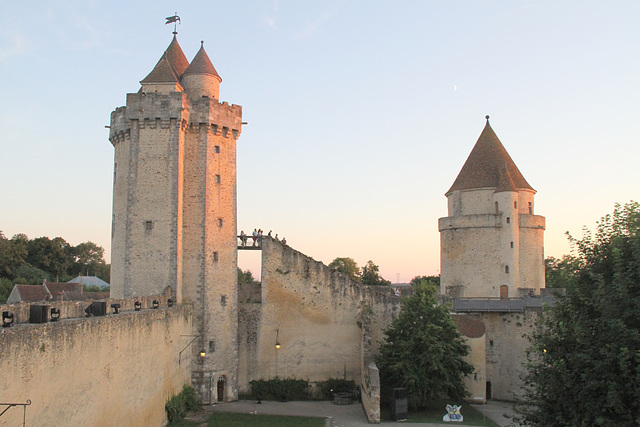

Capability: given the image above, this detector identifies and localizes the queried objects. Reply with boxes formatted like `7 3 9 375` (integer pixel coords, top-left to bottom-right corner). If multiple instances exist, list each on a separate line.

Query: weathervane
165 13 181 35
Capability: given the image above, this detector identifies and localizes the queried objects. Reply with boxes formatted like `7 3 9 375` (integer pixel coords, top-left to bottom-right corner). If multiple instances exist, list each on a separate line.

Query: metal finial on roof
485 115 490 122
165 13 181 35
201 40 204 47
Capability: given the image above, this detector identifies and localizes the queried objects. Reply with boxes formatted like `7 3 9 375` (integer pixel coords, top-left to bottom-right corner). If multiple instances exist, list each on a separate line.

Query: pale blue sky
1 1 638 282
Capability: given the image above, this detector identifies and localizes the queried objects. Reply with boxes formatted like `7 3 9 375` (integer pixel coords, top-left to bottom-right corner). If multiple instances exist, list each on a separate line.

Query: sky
1 1 639 283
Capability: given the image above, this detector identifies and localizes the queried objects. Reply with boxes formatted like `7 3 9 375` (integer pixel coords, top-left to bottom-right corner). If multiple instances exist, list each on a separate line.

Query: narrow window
215 174 221 184
506 217 510 224
213 251 219 262
514 201 517 209
218 218 223 228
113 162 117 184
222 127 229 137
528 202 533 214
144 220 153 231
214 145 220 153
505 265 510 274
489 340 494 347
510 241 514 249
209 341 215 352
494 202 499 213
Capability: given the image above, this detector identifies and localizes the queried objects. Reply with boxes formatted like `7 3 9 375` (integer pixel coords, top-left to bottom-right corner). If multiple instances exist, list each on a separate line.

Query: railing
453 296 556 313
0 400 31 426
237 235 262 249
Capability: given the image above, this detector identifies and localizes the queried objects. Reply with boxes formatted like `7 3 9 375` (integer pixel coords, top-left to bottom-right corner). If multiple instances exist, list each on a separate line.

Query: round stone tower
438 117 545 298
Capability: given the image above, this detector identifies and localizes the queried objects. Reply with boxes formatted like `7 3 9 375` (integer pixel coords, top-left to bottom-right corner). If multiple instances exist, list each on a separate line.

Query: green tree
237 267 259 285
410 275 440 288
360 260 391 286
71 241 106 277
26 236 74 280
376 282 473 410
13 262 50 284
0 232 27 279
329 257 360 281
0 277 13 304
544 255 582 289
517 201 640 426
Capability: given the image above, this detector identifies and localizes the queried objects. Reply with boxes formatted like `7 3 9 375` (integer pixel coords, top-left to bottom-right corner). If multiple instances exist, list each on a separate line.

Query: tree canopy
360 260 391 286
518 201 640 426
0 232 110 303
328 257 360 281
376 282 473 410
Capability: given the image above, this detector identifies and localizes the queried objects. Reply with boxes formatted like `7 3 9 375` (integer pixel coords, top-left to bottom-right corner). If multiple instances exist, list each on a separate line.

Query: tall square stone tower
108 35 242 400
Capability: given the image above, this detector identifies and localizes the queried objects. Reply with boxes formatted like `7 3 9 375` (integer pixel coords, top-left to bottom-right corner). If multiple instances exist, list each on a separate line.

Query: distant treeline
0 231 110 303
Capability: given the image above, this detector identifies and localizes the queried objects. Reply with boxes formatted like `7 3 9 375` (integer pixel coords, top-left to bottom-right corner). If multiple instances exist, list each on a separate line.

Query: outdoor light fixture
2 311 14 328
275 328 281 349
167 298 174 307
200 349 206 357
50 308 60 322
111 303 121 314
152 300 159 309
134 301 141 311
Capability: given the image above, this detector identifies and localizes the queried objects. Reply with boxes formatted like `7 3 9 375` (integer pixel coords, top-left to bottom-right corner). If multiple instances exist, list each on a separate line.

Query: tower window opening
495 202 499 213
209 341 215 352
505 265 510 274
510 241 514 248
218 218 223 228
489 340 494 346
213 252 219 262
214 145 220 153
506 217 510 224
215 174 221 184
144 220 153 231
514 201 517 209
222 127 229 137
529 202 533 214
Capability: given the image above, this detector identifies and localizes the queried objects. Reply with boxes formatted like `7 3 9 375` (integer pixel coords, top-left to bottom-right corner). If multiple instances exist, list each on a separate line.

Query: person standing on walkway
252 229 258 246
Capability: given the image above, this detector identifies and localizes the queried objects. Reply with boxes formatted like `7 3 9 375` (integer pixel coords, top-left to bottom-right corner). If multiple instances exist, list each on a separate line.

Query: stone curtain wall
238 237 401 394
0 302 192 427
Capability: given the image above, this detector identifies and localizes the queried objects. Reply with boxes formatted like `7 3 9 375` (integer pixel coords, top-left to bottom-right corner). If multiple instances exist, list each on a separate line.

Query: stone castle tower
108 35 242 400
439 117 545 298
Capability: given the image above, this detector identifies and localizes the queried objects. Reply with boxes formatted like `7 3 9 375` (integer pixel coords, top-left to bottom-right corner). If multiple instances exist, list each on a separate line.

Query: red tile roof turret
446 118 534 195
183 42 221 80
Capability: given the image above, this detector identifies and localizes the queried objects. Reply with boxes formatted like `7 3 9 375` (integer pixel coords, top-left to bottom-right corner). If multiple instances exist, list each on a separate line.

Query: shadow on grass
169 412 325 427
382 399 501 426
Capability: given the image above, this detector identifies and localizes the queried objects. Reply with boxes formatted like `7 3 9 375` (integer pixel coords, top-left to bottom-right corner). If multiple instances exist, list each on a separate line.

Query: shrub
249 378 310 401
165 385 199 423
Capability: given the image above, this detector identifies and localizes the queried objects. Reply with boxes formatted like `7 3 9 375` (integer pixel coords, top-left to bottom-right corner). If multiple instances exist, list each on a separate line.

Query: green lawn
170 412 325 427
383 399 502 426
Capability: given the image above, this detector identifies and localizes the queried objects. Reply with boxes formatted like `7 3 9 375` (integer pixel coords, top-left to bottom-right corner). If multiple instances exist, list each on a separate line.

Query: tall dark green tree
518 201 640 426
544 254 582 289
360 260 391 286
376 282 473 410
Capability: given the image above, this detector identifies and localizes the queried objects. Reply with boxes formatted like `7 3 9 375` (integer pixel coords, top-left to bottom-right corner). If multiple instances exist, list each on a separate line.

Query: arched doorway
217 377 226 402
500 285 509 299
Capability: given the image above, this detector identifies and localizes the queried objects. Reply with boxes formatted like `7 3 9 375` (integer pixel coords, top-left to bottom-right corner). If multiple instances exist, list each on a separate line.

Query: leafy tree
329 257 360 281
13 262 50 284
0 277 13 304
360 260 391 286
0 232 27 279
517 201 640 426
71 241 106 276
376 282 473 410
237 267 259 285
544 255 582 289
26 236 74 280
410 275 440 288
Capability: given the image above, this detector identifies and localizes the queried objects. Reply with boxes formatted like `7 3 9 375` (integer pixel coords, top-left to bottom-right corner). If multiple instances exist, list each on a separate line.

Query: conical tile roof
140 35 189 84
446 119 534 195
183 42 221 79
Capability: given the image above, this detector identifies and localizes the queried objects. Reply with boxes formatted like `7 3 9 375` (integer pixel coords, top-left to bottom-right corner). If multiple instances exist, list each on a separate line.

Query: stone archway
217 376 226 402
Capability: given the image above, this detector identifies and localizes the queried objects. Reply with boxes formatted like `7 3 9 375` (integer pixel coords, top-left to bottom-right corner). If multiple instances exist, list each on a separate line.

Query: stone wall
238 237 401 393
0 301 193 427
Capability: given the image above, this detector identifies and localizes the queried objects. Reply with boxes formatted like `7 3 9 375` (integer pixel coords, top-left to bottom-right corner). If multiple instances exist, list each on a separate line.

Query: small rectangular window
222 127 229 137
215 175 221 184
506 217 510 224
144 220 153 230
213 252 219 262
489 340 494 346
214 145 220 153
510 242 514 248
528 202 533 214
209 341 215 352
514 201 517 208
218 218 223 228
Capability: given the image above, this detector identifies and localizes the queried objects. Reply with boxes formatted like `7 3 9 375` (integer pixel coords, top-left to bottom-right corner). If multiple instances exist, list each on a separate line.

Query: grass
382 399 502 426
169 412 325 427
